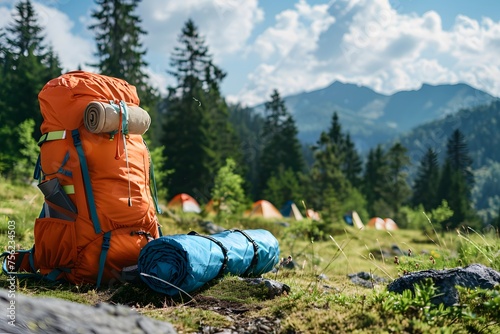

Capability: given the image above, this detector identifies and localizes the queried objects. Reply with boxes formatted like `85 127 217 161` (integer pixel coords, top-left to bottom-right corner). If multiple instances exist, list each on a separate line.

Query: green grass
1 180 500 333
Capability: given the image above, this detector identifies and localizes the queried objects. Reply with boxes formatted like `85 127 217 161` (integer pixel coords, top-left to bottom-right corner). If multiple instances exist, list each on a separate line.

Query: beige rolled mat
84 101 151 135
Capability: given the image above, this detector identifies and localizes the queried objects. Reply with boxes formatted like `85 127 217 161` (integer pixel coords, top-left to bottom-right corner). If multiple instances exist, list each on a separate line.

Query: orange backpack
2 71 161 287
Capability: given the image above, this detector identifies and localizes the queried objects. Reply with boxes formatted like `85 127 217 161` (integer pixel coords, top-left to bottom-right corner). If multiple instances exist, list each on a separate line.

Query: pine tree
42 46 64 82
304 112 364 219
161 19 237 199
89 0 159 115
437 161 470 230
257 89 304 198
0 28 9 126
3 0 60 136
380 142 411 221
437 130 476 229
446 129 474 188
342 133 363 188
328 112 344 149
263 166 302 210
0 1 62 178
363 145 387 216
308 131 349 218
203 59 242 179
412 147 440 211
228 103 265 199
324 112 362 188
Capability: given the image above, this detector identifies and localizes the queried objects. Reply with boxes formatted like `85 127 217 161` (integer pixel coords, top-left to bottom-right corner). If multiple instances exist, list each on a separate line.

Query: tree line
0 0 497 232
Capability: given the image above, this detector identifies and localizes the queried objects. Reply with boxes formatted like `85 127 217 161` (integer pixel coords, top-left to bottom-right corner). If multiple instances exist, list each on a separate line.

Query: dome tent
367 217 385 230
167 193 201 213
343 211 364 229
280 200 304 220
246 200 283 219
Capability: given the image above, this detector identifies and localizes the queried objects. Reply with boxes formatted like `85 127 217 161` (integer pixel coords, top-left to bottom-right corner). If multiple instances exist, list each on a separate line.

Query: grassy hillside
1 180 499 333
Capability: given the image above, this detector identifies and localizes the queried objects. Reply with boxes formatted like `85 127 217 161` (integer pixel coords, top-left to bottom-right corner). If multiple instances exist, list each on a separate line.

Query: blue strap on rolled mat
137 229 280 296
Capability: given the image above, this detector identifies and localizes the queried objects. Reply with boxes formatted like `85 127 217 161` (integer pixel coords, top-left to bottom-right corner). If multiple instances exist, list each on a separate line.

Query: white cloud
138 0 263 59
136 0 263 94
0 2 94 72
252 0 334 61
0 6 12 29
234 0 335 105
32 2 94 72
233 0 500 106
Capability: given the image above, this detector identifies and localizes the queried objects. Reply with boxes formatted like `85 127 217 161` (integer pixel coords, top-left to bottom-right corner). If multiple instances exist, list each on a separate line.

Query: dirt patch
189 296 282 333
192 295 259 315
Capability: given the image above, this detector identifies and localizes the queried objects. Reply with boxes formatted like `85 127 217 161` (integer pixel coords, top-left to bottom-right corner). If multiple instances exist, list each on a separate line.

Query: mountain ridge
254 81 497 152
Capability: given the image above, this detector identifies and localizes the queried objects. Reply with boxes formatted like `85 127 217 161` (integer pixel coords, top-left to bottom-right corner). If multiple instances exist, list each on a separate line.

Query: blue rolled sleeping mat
137 229 280 296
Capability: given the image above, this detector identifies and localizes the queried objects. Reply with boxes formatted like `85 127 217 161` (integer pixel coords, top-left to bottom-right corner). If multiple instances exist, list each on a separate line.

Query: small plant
284 218 323 241
381 279 456 326
211 158 246 220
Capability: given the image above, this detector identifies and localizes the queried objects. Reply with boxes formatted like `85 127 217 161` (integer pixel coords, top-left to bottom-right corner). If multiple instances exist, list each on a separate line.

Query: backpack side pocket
34 217 77 274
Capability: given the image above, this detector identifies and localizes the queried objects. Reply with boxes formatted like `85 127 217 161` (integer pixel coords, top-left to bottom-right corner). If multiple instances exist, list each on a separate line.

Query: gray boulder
0 288 176 334
387 263 500 306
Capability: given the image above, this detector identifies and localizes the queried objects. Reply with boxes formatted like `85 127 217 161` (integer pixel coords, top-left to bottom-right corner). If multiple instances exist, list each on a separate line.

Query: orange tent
167 193 201 213
246 200 283 219
367 217 385 230
384 218 399 230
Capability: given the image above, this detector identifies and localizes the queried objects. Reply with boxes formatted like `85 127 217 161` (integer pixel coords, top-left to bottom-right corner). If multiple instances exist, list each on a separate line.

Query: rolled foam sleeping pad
138 229 280 296
84 101 151 134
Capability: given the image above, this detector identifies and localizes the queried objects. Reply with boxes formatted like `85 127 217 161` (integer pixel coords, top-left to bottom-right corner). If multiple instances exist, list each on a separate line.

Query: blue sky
1 0 500 106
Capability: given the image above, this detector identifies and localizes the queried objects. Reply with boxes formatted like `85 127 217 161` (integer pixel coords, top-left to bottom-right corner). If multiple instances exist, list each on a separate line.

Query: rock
348 272 388 288
282 259 297 270
239 277 291 299
198 220 226 234
387 263 500 306
0 289 177 334
317 273 328 281
391 244 404 255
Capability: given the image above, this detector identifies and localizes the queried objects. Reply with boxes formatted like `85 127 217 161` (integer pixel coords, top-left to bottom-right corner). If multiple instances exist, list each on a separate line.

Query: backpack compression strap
1 249 38 279
187 231 228 279
96 231 111 289
71 129 102 234
1 249 69 283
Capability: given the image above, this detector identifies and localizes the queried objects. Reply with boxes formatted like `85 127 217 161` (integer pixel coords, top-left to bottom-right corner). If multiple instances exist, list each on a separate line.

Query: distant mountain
255 81 497 152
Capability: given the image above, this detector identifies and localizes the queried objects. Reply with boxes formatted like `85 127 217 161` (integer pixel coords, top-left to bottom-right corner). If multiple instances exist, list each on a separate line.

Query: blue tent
343 212 354 226
280 200 304 220
343 211 364 229
138 229 280 296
